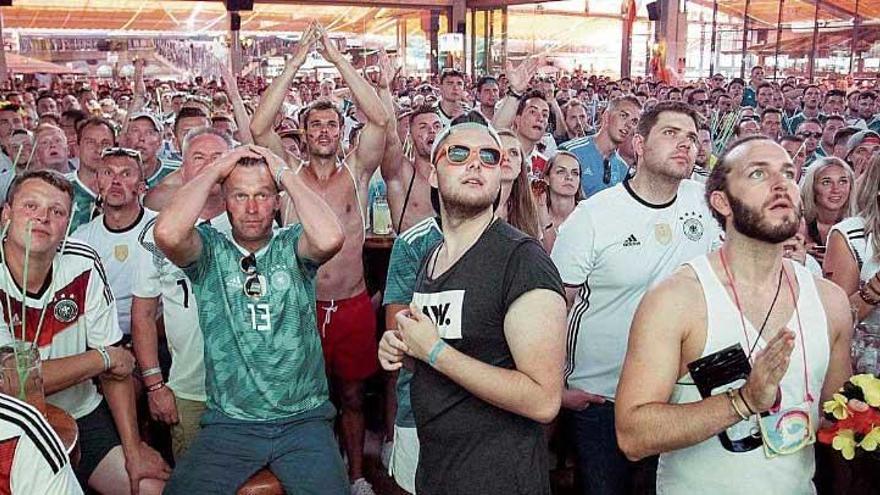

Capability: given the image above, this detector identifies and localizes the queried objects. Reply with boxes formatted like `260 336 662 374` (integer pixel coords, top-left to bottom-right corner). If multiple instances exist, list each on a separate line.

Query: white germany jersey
0 394 82 495
551 179 720 398
72 208 158 335
0 239 122 419
130 213 233 402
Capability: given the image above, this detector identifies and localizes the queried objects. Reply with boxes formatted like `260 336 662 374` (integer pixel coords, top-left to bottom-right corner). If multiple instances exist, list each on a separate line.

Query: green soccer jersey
65 172 99 232
145 157 181 189
183 223 328 421
383 216 442 428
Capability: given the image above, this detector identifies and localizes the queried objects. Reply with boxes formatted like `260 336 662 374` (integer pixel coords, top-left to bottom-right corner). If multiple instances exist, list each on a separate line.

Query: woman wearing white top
799 156 855 266
825 153 880 324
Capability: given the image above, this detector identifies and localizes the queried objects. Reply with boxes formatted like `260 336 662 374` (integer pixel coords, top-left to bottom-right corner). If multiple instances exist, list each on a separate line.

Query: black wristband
506 88 522 99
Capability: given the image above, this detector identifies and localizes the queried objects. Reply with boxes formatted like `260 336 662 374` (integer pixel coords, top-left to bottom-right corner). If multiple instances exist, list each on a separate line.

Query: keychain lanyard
718 249 813 407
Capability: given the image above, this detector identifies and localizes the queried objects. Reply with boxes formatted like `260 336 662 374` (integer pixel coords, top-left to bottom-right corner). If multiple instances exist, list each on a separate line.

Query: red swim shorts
316 290 379 382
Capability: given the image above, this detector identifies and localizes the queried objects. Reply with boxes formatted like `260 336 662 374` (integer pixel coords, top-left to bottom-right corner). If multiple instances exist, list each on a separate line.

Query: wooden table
46 404 79 467
364 232 396 250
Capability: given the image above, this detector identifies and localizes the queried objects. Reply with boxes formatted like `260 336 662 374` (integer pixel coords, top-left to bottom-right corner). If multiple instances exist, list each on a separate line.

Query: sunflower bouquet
818 374 880 460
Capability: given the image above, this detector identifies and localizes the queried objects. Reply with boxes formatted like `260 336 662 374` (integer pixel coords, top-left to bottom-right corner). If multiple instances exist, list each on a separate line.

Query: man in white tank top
615 136 854 494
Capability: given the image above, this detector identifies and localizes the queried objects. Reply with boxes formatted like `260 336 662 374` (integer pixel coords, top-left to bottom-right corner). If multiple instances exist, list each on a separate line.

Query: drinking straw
20 221 31 343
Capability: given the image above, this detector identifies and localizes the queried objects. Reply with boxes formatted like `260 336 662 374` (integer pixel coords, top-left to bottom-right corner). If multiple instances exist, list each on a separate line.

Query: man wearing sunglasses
795 119 823 167
155 145 346 493
378 113 567 494
560 95 640 198
551 101 720 495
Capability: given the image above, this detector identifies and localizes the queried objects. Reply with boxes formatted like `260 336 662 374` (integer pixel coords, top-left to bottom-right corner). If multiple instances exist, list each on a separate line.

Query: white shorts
389 425 420 494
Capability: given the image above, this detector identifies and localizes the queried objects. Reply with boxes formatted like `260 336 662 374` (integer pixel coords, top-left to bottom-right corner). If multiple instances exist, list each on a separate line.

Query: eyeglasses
439 144 502 167
240 253 266 300
692 100 707 106
797 132 822 139
603 157 612 185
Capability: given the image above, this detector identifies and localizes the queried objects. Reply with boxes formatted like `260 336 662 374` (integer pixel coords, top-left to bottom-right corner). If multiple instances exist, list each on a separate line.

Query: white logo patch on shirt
412 290 465 340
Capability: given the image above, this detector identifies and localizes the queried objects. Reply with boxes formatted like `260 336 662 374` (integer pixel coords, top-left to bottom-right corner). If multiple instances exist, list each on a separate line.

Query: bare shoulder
643 265 704 310
814 276 853 333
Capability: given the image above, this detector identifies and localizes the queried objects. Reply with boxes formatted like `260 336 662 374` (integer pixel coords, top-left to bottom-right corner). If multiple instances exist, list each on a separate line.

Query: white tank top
656 255 830 495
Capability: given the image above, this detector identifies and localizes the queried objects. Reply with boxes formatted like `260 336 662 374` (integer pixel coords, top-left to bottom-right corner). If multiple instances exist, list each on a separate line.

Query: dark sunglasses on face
441 144 502 167
798 132 822 139
240 253 266 299
692 100 707 106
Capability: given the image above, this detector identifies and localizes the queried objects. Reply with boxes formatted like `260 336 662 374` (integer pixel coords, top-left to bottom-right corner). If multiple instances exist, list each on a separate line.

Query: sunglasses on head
101 146 141 160
440 144 502 167
240 253 266 300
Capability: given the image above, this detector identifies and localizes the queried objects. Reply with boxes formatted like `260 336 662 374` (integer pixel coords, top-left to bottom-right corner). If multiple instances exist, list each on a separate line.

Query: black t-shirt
410 219 564 495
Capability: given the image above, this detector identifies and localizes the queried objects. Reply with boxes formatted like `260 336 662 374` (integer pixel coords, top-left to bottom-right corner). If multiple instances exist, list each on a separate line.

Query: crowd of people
0 19 879 495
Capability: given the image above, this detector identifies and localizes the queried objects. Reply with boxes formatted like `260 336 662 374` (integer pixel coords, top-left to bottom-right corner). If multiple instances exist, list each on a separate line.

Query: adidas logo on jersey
623 234 640 247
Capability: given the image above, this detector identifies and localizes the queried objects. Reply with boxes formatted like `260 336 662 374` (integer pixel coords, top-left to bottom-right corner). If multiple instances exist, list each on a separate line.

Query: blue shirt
560 136 629 198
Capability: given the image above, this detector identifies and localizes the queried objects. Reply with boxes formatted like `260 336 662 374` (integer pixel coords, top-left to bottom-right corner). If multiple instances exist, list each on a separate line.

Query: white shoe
350 478 376 495
380 440 393 470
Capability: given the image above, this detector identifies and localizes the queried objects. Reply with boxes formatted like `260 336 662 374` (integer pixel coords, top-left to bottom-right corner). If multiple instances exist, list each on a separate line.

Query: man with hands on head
157 144 347 493
614 136 853 494
251 21 388 494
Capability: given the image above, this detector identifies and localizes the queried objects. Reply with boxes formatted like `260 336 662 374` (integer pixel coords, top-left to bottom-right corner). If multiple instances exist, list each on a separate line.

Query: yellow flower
823 393 850 420
860 427 880 452
850 374 880 407
832 429 857 460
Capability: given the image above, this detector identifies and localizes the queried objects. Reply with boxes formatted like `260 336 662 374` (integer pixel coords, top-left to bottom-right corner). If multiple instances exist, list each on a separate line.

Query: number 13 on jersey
248 303 272 332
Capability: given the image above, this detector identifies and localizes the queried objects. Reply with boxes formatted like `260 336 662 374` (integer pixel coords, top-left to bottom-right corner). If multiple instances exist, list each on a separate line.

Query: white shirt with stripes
551 179 720 399
0 393 82 494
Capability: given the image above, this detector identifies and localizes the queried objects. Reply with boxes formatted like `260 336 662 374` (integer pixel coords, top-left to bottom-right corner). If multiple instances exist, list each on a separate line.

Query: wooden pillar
807 0 820 82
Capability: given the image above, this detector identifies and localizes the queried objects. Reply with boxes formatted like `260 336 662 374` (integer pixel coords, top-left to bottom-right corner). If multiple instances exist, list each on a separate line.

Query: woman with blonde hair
799 156 855 265
497 129 542 238
824 153 880 324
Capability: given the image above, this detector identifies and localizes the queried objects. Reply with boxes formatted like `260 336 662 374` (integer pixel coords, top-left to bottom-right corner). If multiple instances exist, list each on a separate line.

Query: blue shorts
164 401 347 494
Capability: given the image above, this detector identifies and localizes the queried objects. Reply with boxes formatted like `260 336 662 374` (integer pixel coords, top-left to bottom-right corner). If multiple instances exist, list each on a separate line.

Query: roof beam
798 0 856 20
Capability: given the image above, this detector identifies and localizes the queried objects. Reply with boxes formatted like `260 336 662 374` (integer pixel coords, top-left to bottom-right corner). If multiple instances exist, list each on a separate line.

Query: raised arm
375 52 407 205
250 24 318 158
614 271 795 461
254 146 344 264
120 57 146 133
154 147 251 267
397 288 566 423
493 57 539 131
316 26 388 180
220 59 254 145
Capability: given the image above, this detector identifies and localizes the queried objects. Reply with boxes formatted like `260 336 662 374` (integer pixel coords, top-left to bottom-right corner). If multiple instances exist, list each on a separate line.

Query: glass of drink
0 341 46 415
372 196 393 235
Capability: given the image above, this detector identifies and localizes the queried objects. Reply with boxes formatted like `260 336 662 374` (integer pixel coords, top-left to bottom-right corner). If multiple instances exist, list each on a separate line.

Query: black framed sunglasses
440 144 502 167
240 253 266 300
798 132 822 139
603 157 611 185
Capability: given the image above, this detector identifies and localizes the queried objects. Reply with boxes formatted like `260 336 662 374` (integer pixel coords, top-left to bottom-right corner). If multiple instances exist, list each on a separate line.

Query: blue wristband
427 339 447 367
